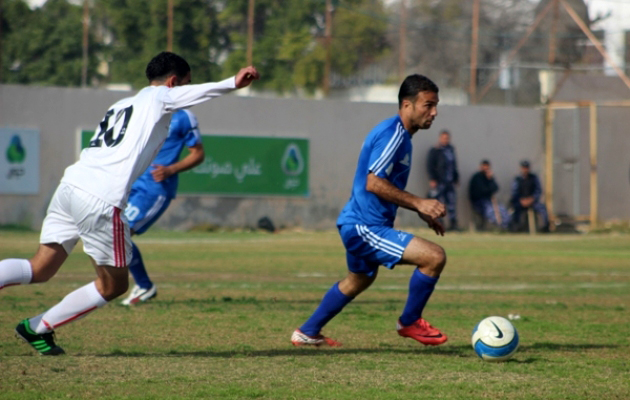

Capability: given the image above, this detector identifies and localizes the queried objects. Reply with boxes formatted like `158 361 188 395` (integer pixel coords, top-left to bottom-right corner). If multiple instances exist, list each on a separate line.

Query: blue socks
399 269 439 326
300 282 354 336
128 242 153 289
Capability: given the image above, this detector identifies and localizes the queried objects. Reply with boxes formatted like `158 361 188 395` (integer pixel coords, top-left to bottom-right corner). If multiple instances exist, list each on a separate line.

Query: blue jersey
337 115 412 227
131 109 202 199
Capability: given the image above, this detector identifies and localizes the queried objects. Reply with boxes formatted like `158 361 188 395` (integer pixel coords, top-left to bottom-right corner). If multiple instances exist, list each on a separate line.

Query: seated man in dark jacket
469 160 508 229
509 160 549 231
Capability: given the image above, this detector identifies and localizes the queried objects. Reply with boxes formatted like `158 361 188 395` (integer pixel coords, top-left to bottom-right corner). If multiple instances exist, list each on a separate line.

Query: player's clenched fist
417 198 446 219
235 66 260 88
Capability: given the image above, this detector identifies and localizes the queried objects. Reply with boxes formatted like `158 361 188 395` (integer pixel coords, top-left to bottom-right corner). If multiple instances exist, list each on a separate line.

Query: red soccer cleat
397 318 448 346
291 329 342 347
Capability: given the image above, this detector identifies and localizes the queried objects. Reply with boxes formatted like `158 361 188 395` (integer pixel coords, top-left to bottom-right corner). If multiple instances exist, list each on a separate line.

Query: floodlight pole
398 0 407 82
247 0 255 66
167 0 174 52
548 0 559 65
81 0 89 87
323 0 333 96
469 0 480 104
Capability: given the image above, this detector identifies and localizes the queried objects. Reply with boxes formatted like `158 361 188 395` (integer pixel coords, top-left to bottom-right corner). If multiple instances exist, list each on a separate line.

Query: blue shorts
124 187 172 235
338 224 414 277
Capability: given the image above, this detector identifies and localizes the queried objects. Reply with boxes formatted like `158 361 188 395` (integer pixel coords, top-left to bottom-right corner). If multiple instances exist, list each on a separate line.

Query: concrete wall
1 84 548 231
552 75 630 221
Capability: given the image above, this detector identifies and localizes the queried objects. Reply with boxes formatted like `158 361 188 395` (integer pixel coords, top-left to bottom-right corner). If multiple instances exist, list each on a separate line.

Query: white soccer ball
471 316 519 362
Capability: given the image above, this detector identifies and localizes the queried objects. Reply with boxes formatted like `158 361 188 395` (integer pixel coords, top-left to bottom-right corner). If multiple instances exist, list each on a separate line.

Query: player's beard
411 105 433 131
414 117 432 131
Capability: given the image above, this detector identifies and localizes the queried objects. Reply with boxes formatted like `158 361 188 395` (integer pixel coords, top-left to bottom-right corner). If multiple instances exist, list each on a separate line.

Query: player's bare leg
0 243 66 291
396 237 448 346
401 237 446 278
93 262 130 301
30 243 68 282
338 270 378 297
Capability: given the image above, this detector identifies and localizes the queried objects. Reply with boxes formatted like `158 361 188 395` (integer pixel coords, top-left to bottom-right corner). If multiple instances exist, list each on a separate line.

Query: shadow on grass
94 342 619 359
151 298 406 306
96 345 470 358
520 342 620 352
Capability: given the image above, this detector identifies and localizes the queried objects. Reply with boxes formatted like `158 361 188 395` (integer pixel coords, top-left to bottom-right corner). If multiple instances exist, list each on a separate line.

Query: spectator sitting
509 160 549 232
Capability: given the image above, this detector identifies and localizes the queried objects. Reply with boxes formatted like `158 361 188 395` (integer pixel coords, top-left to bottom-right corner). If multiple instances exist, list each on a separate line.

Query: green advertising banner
80 131 309 197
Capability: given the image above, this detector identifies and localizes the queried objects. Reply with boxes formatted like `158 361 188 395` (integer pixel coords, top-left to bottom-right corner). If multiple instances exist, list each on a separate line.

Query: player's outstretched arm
366 173 445 236
165 66 260 112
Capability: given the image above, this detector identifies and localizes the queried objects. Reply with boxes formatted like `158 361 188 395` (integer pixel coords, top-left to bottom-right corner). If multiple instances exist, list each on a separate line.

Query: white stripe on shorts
356 225 405 258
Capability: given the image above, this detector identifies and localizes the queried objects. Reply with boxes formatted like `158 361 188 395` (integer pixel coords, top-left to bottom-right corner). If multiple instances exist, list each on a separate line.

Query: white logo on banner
0 129 40 194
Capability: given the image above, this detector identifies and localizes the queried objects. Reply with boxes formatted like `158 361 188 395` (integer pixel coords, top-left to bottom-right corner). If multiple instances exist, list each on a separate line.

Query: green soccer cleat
15 319 65 356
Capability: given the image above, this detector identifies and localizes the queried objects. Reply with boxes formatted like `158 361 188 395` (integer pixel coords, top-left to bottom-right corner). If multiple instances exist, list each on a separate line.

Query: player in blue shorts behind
291 74 448 347
121 109 205 305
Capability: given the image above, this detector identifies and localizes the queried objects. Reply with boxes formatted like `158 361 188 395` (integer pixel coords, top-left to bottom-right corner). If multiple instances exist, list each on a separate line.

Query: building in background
586 0 630 75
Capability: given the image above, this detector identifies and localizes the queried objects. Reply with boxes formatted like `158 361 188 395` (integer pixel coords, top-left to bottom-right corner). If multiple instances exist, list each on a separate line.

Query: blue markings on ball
473 330 519 360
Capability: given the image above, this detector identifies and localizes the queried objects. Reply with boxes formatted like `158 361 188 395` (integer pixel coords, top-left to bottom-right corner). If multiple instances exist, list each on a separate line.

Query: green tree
1 0 99 86
95 0 225 88
220 0 389 94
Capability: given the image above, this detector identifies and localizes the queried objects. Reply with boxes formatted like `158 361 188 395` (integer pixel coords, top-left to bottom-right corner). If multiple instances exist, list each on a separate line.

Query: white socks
0 258 33 289
29 282 107 334
1 259 108 334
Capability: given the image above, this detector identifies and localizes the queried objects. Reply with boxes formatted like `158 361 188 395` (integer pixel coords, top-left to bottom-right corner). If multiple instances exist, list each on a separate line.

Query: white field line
297 271 630 278
2 233 627 245
134 237 312 245
436 234 627 242
129 234 630 245
0 236 320 246
134 281 628 291
53 280 627 292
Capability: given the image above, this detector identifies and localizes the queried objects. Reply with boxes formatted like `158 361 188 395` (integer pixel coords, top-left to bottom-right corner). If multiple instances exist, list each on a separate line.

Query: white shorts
40 183 132 267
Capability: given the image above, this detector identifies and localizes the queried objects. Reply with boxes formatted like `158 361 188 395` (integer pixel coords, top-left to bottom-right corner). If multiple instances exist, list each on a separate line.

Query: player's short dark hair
481 159 491 166
145 52 191 82
398 74 439 108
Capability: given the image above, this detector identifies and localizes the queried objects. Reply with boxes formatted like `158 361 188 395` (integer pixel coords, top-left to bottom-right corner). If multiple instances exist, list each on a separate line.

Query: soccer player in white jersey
291 74 448 347
0 52 259 355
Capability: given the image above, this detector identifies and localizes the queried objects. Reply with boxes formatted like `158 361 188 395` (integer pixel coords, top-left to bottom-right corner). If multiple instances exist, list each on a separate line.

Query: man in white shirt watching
0 52 259 355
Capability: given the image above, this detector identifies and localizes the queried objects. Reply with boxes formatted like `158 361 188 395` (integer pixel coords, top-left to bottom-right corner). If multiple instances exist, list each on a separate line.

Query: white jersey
62 77 236 208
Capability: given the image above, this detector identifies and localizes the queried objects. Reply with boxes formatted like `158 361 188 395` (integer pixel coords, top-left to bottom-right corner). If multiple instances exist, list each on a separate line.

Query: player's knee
426 245 447 274
339 273 376 297
97 274 129 300
111 277 129 299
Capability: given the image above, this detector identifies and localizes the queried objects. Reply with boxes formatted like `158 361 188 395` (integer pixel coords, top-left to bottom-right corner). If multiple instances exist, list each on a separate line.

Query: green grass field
0 229 628 399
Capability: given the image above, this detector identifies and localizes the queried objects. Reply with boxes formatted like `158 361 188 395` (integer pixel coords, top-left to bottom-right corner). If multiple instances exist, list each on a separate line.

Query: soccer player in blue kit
120 109 205 305
291 74 448 347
